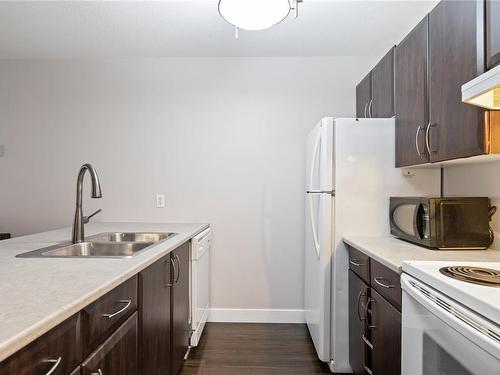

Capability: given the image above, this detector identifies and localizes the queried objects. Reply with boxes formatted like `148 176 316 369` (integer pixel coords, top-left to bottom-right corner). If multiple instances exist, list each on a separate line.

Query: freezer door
304 118 334 362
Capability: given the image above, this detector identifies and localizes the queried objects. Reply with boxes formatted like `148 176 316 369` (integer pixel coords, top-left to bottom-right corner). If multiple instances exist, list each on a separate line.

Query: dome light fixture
218 0 302 34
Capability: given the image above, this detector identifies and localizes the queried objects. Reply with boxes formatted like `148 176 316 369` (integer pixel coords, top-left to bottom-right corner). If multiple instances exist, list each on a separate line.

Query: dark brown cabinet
139 255 172 375
371 47 395 118
487 0 500 69
139 242 191 375
348 245 402 375
395 17 429 167
356 72 372 118
428 0 486 163
171 242 190 375
371 290 401 375
82 312 138 375
348 271 370 375
0 314 81 375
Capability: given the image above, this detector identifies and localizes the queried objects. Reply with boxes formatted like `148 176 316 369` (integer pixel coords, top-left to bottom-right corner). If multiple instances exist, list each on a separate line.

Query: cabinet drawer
370 260 401 310
81 276 138 357
348 245 370 284
0 314 81 375
82 312 138 375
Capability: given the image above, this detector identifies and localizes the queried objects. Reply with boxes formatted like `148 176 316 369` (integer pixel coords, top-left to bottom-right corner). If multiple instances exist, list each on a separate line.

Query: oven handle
401 274 500 347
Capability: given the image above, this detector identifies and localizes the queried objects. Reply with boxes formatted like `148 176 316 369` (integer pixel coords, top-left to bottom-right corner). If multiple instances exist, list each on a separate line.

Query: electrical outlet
156 194 165 208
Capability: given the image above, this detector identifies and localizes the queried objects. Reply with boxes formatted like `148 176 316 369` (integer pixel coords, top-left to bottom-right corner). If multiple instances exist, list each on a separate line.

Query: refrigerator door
304 118 334 362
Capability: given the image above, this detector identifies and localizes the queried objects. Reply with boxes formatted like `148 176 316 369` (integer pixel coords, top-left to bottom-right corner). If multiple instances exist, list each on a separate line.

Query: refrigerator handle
308 129 322 257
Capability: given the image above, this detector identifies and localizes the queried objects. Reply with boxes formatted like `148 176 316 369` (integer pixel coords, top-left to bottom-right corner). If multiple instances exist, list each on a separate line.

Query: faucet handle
83 209 102 224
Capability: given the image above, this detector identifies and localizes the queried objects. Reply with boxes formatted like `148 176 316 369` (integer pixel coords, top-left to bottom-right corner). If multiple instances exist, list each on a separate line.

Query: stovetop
403 261 500 325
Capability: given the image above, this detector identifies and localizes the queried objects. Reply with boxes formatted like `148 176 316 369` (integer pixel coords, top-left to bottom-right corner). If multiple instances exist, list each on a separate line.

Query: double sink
16 232 177 258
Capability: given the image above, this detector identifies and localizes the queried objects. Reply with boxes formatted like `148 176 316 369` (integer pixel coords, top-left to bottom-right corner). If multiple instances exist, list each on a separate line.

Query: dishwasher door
190 228 211 347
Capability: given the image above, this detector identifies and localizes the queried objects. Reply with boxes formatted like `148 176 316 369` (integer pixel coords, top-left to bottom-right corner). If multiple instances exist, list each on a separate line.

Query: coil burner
439 266 500 287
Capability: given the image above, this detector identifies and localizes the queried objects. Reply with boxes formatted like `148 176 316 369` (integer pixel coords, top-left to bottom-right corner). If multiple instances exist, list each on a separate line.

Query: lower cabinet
171 243 190 375
139 241 191 375
348 271 370 375
82 312 138 375
348 245 402 375
371 290 401 375
139 254 172 375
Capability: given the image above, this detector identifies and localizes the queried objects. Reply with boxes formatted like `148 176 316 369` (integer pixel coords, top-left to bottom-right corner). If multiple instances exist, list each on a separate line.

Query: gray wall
0 57 373 312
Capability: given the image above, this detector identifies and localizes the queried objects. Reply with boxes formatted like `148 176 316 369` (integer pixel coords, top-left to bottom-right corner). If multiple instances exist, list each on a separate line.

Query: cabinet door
395 17 429 167
139 255 171 375
487 0 500 69
429 0 486 162
348 271 370 375
372 47 395 118
356 72 372 118
82 312 138 375
171 242 190 375
371 290 401 375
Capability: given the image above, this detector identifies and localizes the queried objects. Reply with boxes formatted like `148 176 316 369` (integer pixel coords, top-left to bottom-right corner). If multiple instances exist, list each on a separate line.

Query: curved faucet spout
72 164 102 243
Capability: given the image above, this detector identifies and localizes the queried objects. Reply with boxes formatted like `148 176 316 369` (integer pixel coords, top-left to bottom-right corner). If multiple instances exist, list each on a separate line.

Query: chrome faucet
72 163 102 243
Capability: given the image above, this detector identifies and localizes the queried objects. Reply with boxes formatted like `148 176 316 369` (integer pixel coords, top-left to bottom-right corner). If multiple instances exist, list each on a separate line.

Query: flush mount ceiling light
218 0 302 33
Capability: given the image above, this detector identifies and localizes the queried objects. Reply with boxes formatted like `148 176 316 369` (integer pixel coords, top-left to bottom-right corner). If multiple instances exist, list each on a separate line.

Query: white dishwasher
190 227 211 347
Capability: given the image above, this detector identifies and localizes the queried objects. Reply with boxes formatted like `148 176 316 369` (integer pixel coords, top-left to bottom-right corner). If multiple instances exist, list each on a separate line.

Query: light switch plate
156 194 165 208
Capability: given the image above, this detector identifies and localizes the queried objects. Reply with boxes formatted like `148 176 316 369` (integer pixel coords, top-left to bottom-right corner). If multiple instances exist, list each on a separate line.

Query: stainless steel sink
16 232 177 258
88 232 175 243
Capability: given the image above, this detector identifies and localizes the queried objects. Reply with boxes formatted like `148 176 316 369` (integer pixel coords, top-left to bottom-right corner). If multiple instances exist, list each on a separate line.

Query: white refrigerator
304 118 441 373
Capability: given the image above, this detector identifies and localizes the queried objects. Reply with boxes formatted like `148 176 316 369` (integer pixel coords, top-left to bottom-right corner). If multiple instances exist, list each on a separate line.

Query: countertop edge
343 237 403 273
0 223 209 363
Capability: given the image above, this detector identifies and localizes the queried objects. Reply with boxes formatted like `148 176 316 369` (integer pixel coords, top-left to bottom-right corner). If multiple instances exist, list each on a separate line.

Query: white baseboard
208 308 305 323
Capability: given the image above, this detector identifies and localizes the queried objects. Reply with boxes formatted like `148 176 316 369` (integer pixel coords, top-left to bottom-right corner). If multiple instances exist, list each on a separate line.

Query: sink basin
16 232 178 258
41 242 154 258
88 232 175 243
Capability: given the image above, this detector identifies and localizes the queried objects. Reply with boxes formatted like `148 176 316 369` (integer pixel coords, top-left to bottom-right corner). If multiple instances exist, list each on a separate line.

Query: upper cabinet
356 47 395 119
395 18 429 167
372 48 395 118
428 0 486 163
356 72 372 118
487 0 500 69
395 0 492 167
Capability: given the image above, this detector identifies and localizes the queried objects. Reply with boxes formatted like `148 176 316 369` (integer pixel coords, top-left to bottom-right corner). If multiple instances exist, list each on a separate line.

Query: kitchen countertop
343 236 500 274
0 222 209 362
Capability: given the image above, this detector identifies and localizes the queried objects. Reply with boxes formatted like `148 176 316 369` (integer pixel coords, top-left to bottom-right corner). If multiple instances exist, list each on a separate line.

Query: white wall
444 161 500 249
0 57 373 314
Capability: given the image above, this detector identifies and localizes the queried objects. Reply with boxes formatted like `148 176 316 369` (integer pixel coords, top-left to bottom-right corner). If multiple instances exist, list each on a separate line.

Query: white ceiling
0 0 438 59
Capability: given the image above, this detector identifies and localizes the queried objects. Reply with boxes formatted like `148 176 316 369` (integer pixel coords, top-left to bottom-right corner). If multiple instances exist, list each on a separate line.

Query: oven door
401 274 500 375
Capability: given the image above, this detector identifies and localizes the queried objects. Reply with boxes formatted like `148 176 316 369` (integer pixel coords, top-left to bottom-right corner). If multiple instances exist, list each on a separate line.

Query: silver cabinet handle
357 291 366 321
364 297 375 329
374 277 395 289
91 370 103 375
425 122 438 155
174 254 181 284
364 365 373 375
167 257 177 287
415 125 425 156
364 102 368 118
44 357 62 375
349 259 364 267
368 99 373 118
102 299 132 319
362 334 373 350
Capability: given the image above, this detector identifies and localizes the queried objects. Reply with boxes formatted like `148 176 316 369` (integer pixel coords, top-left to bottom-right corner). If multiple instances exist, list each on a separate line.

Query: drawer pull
349 259 364 267
44 357 61 375
102 299 132 319
362 334 373 350
374 277 395 289
91 370 103 375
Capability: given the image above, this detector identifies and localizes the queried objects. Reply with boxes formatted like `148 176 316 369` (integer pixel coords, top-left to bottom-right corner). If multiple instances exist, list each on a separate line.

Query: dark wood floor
181 323 333 375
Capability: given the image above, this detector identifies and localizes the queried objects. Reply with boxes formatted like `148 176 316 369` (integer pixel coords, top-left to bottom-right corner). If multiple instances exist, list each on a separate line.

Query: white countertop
0 222 209 362
343 236 500 274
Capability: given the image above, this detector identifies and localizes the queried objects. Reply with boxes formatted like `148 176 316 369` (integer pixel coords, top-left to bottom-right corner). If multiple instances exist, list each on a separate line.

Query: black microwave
389 197 494 250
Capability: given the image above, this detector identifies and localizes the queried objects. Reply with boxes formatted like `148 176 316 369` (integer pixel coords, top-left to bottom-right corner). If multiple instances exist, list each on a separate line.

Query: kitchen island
0 222 208 369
